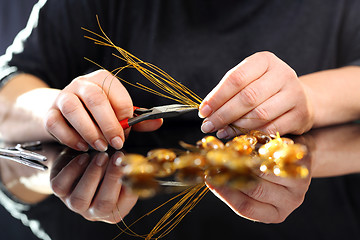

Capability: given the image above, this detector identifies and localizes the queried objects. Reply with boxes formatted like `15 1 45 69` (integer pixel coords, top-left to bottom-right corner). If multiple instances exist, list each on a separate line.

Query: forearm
0 74 59 142
300 66 360 128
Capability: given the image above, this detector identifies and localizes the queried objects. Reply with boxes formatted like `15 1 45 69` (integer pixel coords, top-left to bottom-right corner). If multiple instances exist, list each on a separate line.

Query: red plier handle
119 106 140 129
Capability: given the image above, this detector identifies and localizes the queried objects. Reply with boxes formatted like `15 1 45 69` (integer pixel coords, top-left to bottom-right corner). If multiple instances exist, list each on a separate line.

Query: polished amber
121 132 308 198
147 149 177 162
196 136 225 150
225 135 257 155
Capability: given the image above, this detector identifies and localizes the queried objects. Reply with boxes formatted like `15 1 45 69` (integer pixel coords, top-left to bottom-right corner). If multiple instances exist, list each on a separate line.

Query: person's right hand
45 70 162 151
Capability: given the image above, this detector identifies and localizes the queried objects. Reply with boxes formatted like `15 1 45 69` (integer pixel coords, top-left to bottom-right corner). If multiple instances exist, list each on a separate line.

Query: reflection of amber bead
205 168 230 187
174 153 207 169
272 144 307 164
123 177 159 199
175 168 204 184
196 136 224 150
154 162 175 178
120 153 148 164
205 168 256 189
123 161 158 177
147 149 176 162
206 149 254 173
258 136 295 160
273 164 309 178
225 135 257 155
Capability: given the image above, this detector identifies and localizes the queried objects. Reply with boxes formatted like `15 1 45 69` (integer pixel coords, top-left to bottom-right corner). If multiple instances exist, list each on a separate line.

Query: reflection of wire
156 180 192 187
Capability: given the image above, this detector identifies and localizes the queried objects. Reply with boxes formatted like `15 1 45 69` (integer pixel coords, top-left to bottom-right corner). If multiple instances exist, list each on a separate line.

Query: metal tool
120 104 198 129
0 141 48 171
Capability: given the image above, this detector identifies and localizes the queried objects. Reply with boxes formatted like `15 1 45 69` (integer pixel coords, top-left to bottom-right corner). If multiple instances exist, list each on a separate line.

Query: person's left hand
199 51 314 138
50 151 138 223
206 165 311 223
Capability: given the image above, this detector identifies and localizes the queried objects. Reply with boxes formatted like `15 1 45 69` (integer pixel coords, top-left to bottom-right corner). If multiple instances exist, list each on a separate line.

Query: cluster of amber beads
258 133 308 178
119 131 308 198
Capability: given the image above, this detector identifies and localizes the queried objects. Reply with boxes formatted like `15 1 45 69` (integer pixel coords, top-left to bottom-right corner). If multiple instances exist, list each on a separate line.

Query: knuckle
211 111 228 127
264 122 279 136
239 86 258 107
58 93 80 116
227 68 247 89
82 90 107 109
93 199 116 213
44 109 60 131
68 195 89 212
234 199 256 218
247 184 266 200
253 106 270 122
50 178 67 197
257 51 276 60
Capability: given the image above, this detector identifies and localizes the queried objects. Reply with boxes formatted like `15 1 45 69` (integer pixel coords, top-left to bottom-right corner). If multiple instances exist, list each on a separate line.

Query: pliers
0 141 47 171
120 104 198 129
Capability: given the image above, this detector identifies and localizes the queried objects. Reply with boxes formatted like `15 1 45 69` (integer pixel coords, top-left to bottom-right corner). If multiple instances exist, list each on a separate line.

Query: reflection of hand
199 52 313 138
50 151 138 223
303 123 360 177
45 70 162 152
206 163 311 223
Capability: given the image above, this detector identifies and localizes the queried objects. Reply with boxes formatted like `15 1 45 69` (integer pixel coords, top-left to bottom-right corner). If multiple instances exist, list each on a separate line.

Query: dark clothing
0 0 38 55
1 0 360 108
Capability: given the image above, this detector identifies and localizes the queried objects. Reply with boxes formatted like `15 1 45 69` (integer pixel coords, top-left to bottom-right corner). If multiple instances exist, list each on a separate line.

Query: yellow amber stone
173 153 207 169
147 149 177 162
196 136 225 150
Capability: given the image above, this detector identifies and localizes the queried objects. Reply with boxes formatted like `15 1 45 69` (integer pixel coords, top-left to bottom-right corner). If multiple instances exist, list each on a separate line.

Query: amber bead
196 136 225 150
173 153 207 170
147 149 177 162
225 135 257 155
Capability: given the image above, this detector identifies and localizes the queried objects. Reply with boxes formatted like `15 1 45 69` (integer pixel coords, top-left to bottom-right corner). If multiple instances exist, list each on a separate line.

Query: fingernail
77 154 89 166
201 120 215 133
94 139 108 152
217 129 229 139
113 157 122 166
95 153 108 167
76 142 89 152
198 103 212 118
111 136 123 150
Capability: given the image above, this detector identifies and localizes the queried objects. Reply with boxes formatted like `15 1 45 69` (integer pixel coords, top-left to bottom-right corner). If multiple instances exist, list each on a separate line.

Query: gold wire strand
83 15 209 240
83 15 202 109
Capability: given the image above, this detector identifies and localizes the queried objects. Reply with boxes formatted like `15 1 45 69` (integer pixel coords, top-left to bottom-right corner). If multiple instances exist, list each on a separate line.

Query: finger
257 107 310 136
208 185 282 223
66 153 109 213
202 70 287 133
56 91 108 151
113 186 138 223
50 154 90 198
45 108 89 151
85 70 133 121
90 152 124 216
239 179 294 207
73 72 132 150
131 119 163 132
199 52 270 118
216 90 296 139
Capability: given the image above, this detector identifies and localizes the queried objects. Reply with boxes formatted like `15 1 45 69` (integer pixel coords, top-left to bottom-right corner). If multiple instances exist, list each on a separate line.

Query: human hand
199 52 314 138
50 151 138 223
45 70 162 151
206 164 311 223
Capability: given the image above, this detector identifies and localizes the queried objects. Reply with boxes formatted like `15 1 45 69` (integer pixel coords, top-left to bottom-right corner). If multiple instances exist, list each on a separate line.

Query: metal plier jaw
0 141 47 171
120 104 198 129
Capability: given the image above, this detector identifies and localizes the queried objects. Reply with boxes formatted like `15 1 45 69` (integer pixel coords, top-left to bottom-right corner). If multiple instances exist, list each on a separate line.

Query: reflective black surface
1 121 360 240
